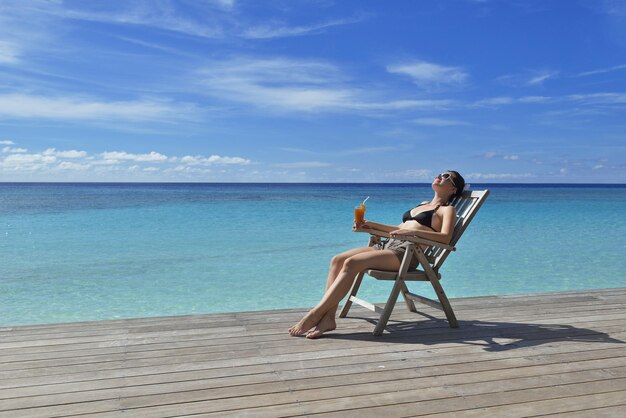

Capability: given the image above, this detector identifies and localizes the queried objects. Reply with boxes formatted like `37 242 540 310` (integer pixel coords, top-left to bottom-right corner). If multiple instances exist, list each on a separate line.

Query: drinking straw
362 196 369 205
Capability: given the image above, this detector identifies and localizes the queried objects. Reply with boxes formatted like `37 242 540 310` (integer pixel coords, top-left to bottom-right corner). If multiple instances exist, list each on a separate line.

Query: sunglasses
436 172 456 185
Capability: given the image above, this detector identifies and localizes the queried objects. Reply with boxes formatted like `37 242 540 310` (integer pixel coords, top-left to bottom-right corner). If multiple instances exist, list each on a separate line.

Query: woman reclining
288 170 465 338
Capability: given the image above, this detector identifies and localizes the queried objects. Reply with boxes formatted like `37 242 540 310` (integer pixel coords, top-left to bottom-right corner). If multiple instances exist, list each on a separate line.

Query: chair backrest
425 189 490 271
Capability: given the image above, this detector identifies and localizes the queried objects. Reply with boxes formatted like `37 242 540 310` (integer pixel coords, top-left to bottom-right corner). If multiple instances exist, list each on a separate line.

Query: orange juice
354 203 366 223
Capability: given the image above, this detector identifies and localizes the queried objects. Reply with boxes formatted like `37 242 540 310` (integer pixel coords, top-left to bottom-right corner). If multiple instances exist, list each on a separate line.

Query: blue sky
0 0 625 182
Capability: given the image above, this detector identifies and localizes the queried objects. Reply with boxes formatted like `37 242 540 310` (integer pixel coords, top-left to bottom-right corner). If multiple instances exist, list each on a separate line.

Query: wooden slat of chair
433 190 488 271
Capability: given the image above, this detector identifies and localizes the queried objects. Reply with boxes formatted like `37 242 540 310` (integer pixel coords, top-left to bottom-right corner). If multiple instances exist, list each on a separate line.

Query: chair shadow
325 313 625 351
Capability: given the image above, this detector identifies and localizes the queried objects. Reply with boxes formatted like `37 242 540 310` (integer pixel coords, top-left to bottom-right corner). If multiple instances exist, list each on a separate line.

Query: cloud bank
0 142 251 180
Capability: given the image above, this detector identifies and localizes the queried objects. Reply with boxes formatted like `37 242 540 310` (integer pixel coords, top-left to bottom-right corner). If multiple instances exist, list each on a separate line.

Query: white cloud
352 99 455 111
413 117 468 127
241 16 364 39
497 70 558 87
383 169 433 180
50 3 226 39
1 146 252 179
278 145 401 157
0 140 15 145
2 147 27 153
0 41 19 64
197 57 454 113
207 155 250 165
567 92 626 105
526 71 559 86
474 96 515 106
387 60 468 88
468 91 626 109
518 96 551 103
166 165 212 174
0 1 56 69
180 155 251 165
574 64 626 77
198 57 352 111
43 148 87 158
466 172 534 180
1 153 57 171
274 161 331 169
101 151 168 163
482 152 520 160
3 153 56 164
57 161 91 171
0 94 198 121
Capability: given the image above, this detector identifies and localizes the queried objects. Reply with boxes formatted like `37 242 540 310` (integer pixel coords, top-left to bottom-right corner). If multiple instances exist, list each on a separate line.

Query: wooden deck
1 288 625 417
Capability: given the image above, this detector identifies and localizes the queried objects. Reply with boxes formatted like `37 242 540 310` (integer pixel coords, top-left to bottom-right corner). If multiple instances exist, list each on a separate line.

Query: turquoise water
1 183 625 327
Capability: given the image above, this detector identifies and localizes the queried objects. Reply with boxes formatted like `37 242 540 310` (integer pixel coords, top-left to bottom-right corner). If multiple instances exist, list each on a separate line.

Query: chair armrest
353 227 392 238
354 228 455 251
389 234 456 251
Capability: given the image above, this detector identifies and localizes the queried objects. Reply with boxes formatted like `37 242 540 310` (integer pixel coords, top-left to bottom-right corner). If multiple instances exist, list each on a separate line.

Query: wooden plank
4 353 625 413
0 290 623 348
417 392 626 417
2 336 624 402
0 304 619 361
0 298 619 354
86 374 626 417
1 317 624 388
0 328 614 400
2 300 623 362
221 377 626 418
2 287 624 337
2 318 624 384
2 344 625 412
7 309 622 360
529 402 626 418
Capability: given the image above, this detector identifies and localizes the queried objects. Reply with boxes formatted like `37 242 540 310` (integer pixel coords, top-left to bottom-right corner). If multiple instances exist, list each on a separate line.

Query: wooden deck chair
340 189 490 335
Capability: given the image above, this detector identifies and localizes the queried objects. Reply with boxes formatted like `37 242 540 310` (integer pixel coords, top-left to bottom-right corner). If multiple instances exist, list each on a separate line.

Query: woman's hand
352 220 370 231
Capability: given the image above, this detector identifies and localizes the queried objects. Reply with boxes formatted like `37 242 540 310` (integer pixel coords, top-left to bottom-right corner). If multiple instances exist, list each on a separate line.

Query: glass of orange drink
354 203 366 223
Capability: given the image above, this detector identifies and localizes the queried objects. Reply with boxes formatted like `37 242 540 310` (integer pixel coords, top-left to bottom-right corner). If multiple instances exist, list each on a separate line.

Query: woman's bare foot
288 311 321 336
306 313 336 339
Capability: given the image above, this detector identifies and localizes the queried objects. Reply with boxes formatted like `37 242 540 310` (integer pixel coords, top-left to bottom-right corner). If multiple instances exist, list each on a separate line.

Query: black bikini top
402 203 440 230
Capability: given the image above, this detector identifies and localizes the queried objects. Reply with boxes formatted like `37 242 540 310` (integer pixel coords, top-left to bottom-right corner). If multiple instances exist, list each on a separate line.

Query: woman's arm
355 220 400 233
390 206 457 245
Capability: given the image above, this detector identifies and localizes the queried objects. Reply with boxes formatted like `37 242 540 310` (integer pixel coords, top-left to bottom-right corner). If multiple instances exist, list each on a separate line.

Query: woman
288 170 465 338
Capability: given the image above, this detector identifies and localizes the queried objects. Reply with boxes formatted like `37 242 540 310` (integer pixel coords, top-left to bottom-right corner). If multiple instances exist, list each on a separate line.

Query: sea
1 182 625 327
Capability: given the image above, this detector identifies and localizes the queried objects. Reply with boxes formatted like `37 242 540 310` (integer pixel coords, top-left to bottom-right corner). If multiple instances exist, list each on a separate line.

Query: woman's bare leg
288 247 373 336
304 247 375 338
289 250 401 337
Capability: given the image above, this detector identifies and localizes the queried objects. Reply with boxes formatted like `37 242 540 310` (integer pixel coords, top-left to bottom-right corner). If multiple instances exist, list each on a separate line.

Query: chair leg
339 271 365 318
415 250 458 328
430 279 458 328
400 281 417 313
373 280 402 336
373 245 414 335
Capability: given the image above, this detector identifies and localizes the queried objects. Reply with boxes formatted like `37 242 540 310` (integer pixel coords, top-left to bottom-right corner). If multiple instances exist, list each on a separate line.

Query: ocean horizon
2 182 625 327
3 182 626 185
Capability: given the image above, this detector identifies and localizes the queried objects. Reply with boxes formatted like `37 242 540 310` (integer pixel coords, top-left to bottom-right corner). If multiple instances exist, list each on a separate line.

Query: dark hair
447 170 465 200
